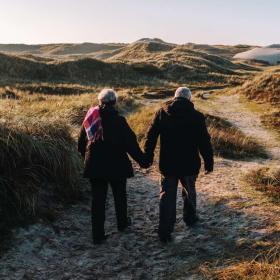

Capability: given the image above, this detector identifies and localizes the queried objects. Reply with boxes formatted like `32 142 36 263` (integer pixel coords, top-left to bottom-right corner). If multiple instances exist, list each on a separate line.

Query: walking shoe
93 235 108 245
159 235 172 244
184 215 199 227
118 217 132 232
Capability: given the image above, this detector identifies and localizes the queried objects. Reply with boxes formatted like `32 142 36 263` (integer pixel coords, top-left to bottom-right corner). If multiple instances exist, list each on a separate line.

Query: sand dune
234 46 280 65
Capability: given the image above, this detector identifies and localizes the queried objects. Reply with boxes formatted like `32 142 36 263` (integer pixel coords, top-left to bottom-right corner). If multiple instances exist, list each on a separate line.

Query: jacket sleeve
78 125 87 159
121 117 145 165
144 111 161 163
198 116 214 172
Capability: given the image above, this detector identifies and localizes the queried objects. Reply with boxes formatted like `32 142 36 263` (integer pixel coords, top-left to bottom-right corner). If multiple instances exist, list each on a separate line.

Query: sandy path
0 94 279 280
205 94 280 161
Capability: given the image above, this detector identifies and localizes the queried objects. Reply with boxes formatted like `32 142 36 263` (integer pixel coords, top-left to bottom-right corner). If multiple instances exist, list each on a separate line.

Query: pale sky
0 0 279 45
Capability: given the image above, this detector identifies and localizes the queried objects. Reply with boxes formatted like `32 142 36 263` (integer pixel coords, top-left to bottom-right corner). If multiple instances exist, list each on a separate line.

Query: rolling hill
0 39 254 60
0 39 260 86
0 53 143 84
237 69 280 104
0 42 126 56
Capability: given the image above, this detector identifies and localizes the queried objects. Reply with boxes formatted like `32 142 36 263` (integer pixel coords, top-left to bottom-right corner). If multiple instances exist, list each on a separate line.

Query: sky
0 0 279 45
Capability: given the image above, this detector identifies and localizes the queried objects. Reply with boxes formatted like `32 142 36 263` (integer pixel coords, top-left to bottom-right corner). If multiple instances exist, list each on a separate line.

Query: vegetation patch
127 105 159 145
0 121 81 233
206 114 267 159
200 245 280 280
243 166 280 201
260 110 280 136
237 71 280 105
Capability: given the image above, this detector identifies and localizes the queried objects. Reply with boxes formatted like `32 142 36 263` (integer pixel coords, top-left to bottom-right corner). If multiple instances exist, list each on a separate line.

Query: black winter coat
78 105 144 179
144 98 214 176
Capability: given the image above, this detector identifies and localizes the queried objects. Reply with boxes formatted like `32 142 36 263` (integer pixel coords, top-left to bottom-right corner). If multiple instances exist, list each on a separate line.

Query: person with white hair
144 86 214 243
78 88 148 244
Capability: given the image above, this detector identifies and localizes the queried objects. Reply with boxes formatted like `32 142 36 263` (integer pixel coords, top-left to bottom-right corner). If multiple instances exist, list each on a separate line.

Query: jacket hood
163 97 195 117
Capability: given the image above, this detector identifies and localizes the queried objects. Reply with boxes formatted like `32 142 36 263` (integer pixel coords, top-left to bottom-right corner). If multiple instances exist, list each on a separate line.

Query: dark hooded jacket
78 104 144 179
144 97 214 176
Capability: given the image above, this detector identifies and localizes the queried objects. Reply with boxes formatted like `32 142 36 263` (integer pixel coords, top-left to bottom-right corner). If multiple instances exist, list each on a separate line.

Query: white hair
98 88 118 104
174 87 192 100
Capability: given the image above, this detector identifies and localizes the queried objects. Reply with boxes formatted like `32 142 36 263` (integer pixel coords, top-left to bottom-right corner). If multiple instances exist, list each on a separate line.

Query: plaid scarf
83 106 103 142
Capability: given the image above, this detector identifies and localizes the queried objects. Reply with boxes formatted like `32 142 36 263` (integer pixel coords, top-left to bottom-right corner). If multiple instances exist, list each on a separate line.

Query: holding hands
139 153 153 169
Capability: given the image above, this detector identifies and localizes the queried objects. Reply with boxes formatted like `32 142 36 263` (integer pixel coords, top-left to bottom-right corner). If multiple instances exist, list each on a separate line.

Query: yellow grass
200 245 280 280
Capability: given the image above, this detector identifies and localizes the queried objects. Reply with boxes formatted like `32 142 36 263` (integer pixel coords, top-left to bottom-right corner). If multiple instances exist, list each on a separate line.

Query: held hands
139 153 153 169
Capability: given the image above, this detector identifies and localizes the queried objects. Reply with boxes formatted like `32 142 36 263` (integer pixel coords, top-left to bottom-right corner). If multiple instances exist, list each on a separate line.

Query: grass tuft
0 121 81 230
206 114 267 159
243 166 280 201
200 245 280 280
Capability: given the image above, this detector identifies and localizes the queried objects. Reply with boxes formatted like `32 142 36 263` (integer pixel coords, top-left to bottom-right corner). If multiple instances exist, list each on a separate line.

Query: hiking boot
159 235 172 244
184 215 199 227
93 235 108 245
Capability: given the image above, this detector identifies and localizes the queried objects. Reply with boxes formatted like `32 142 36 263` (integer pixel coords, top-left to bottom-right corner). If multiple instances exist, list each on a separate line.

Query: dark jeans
159 175 197 238
90 178 127 241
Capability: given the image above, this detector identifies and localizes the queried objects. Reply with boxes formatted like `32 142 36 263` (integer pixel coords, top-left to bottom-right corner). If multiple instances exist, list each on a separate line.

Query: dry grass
243 166 280 201
260 110 280 136
206 114 267 159
0 121 81 230
200 245 280 280
237 71 280 105
127 105 159 145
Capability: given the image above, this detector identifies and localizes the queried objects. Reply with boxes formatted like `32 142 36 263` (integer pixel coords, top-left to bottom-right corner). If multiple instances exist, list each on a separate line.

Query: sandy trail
0 94 279 280
206 94 280 161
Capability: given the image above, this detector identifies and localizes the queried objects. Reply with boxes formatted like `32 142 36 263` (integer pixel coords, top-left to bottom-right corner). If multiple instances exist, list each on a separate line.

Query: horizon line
0 39 268 47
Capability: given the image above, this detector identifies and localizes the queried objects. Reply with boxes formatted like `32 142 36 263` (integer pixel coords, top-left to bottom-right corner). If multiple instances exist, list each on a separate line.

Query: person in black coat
78 89 147 244
144 87 214 243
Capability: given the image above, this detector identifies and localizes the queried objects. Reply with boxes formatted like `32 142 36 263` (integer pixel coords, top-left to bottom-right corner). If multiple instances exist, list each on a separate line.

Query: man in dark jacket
78 89 146 244
144 87 214 243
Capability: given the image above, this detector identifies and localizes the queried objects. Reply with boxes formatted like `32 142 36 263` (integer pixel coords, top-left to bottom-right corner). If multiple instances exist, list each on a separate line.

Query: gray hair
174 87 192 100
98 88 118 104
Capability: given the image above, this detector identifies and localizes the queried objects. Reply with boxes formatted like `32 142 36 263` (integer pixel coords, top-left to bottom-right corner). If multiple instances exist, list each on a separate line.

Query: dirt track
0 94 279 280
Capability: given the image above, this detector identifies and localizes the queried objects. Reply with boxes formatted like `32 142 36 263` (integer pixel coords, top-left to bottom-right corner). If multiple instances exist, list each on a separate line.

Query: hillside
185 43 254 59
106 42 257 83
0 53 145 85
0 43 126 56
237 70 280 104
0 47 256 86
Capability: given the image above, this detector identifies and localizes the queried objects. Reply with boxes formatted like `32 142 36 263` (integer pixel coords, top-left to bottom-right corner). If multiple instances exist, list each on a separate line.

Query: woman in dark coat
78 89 147 244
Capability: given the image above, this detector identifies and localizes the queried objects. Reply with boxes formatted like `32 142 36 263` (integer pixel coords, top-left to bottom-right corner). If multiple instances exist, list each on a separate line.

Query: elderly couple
78 87 214 244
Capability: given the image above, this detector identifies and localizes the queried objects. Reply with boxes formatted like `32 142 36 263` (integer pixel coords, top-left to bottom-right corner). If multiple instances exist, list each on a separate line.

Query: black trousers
90 178 127 241
159 175 197 238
